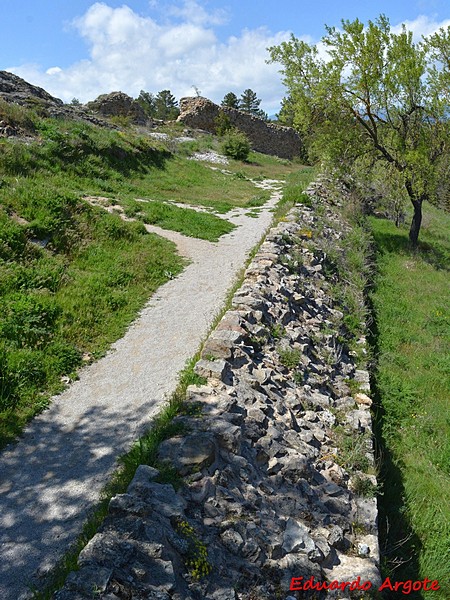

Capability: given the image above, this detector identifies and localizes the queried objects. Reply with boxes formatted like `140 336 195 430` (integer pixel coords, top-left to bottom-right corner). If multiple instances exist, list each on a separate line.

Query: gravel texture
0 181 282 600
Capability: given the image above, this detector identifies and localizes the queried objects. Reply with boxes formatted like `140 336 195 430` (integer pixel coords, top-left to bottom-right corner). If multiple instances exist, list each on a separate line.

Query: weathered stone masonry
55 185 379 600
177 97 303 160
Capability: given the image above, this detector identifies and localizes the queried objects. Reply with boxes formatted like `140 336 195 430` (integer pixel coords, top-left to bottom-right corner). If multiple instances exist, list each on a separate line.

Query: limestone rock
282 518 316 556
0 70 63 109
322 550 382 589
55 179 379 600
194 358 228 381
127 465 159 496
178 96 303 159
158 433 216 475
85 91 148 125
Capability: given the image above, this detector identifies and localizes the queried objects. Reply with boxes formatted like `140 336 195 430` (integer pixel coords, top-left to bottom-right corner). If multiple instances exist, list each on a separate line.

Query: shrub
278 347 301 369
214 111 232 136
221 128 250 161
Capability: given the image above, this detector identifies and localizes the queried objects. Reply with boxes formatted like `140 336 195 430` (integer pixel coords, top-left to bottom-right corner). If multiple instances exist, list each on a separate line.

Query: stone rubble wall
85 92 149 126
177 97 303 160
55 185 379 600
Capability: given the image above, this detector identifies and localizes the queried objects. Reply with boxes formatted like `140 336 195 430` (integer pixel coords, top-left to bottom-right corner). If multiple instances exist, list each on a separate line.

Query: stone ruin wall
177 97 303 160
85 92 149 126
55 182 380 600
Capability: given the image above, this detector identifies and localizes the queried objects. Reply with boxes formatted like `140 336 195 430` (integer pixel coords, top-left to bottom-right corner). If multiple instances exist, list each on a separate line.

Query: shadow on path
0 180 283 599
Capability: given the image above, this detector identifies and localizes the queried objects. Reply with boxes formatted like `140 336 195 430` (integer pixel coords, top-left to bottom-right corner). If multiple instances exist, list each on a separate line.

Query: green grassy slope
0 99 305 448
0 196 185 447
369 206 450 598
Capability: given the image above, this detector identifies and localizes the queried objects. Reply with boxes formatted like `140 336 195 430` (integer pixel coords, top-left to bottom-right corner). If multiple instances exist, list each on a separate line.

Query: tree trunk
408 199 422 248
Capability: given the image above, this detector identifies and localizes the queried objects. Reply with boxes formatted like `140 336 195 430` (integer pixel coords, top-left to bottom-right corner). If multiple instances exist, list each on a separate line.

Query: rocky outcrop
177 97 303 160
0 70 115 128
0 70 63 110
85 92 149 125
55 184 379 599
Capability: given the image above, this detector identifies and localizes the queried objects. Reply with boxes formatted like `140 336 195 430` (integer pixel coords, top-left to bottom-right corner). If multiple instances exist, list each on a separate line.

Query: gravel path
0 181 282 599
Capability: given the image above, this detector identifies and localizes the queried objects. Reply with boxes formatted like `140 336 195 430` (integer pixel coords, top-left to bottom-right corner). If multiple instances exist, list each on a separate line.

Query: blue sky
2 0 449 113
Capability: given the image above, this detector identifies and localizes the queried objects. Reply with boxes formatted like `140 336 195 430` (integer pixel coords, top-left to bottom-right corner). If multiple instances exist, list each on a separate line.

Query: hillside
0 72 448 600
0 73 308 448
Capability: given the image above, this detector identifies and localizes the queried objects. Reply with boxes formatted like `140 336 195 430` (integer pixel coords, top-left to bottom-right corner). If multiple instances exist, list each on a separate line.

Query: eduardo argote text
290 575 441 594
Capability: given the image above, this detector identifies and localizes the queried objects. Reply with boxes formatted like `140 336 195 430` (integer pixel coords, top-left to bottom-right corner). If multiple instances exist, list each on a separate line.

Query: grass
227 151 307 180
271 167 317 221
278 347 301 369
123 198 235 241
1 102 304 446
112 155 262 212
30 206 275 599
0 196 184 447
369 204 450 598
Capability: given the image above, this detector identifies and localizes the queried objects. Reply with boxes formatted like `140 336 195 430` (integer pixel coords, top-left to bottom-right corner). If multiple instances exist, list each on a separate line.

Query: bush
221 128 251 161
214 111 232 136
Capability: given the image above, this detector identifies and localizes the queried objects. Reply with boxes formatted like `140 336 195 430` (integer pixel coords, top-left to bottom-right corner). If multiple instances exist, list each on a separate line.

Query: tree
269 16 450 246
276 96 295 126
221 128 251 160
221 92 240 109
154 90 179 120
239 89 268 119
136 90 156 118
239 88 261 113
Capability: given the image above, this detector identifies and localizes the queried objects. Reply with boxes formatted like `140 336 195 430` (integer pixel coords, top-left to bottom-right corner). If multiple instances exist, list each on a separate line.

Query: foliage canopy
137 89 180 120
269 15 450 245
221 89 268 120
221 128 251 160
221 92 240 109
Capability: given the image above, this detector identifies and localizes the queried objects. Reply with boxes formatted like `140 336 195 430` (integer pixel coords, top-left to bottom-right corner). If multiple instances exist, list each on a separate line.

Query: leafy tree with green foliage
269 16 450 246
214 111 232 136
276 95 295 126
221 92 240 109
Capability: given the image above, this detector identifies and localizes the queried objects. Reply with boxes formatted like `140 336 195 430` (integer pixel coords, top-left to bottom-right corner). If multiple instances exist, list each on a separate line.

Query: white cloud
6 1 291 113
46 67 62 75
391 15 450 40
166 0 228 26
10 4 447 115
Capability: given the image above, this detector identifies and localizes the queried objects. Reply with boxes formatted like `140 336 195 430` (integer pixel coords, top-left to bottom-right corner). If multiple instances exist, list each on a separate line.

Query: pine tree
221 92 240 109
239 89 267 119
154 90 179 120
239 89 261 113
136 90 156 118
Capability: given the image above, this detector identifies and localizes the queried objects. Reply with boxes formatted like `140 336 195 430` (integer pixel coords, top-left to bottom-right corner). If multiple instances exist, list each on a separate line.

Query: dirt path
0 181 282 599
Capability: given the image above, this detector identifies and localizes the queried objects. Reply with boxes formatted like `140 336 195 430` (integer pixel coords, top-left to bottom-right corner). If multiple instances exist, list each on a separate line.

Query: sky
2 0 449 114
